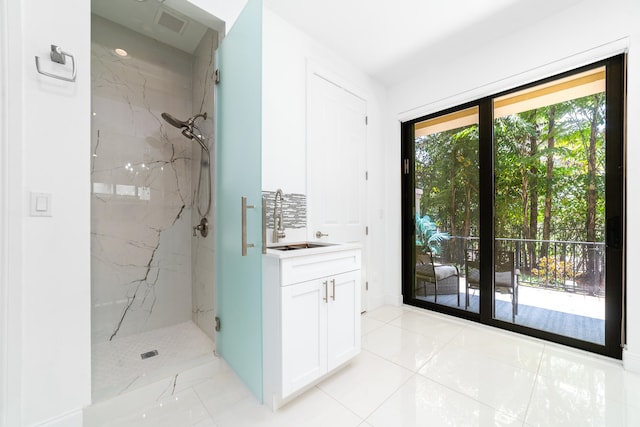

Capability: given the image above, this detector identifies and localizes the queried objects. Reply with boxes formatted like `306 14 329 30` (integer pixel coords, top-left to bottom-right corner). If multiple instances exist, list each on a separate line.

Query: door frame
1 0 21 422
401 54 626 359
0 0 8 420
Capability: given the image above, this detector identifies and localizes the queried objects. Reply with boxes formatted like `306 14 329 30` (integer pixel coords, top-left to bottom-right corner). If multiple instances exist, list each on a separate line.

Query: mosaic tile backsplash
262 190 307 230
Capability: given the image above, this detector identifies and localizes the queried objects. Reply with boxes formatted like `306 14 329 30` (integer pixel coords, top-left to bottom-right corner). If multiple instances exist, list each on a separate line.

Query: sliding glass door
402 55 625 358
406 107 480 314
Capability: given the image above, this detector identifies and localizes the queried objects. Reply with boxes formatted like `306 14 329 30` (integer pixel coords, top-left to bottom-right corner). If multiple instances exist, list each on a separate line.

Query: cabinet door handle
323 280 328 303
331 279 336 301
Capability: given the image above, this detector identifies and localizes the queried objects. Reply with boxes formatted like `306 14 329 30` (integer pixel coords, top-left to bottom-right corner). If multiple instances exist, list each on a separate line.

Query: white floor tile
418 342 535 421
362 324 446 371
193 368 253 415
526 375 630 426
389 310 465 342
366 375 521 427
211 386 362 427
87 388 212 427
363 305 407 323
538 345 626 404
450 324 544 373
192 419 218 427
622 371 640 411
361 316 386 336
317 350 413 418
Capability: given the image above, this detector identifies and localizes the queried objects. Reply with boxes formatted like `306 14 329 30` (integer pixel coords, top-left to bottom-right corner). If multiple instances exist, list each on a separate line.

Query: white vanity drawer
280 249 360 286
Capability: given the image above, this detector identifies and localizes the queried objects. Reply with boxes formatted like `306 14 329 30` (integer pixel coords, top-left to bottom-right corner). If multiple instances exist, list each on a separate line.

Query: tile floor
84 305 640 426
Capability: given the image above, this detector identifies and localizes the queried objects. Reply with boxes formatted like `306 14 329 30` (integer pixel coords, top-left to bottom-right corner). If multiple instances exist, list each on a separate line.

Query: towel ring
35 45 76 82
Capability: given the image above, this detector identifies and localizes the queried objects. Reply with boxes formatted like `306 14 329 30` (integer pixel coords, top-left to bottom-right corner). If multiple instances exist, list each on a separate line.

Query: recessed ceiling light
114 48 128 57
135 0 147 2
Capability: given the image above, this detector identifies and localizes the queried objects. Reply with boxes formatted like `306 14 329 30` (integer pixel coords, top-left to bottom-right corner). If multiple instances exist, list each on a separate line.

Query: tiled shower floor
92 321 215 402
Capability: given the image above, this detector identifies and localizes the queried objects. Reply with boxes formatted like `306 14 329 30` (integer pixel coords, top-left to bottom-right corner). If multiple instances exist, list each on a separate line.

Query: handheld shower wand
161 112 209 152
161 111 212 224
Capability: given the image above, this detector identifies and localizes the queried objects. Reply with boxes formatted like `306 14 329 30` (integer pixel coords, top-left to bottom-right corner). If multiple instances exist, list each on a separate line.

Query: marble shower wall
91 15 215 343
191 30 217 340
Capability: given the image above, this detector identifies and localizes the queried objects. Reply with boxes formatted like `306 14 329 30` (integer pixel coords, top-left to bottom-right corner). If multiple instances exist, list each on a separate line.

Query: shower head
161 112 207 129
161 111 209 153
161 112 188 129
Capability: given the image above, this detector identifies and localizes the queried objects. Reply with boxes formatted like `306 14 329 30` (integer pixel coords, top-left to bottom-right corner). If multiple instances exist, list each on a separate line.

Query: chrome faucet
273 189 286 243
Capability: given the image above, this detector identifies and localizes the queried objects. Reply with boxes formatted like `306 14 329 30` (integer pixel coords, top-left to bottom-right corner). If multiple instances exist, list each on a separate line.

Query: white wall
2 0 92 425
385 0 640 368
0 0 17 424
261 8 390 309
177 0 247 33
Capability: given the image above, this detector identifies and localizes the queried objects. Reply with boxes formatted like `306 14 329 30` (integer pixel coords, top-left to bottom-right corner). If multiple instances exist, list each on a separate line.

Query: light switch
36 195 48 212
30 192 52 217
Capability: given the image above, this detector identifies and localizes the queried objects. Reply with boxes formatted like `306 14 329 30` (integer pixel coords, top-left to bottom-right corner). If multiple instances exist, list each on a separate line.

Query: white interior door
307 72 367 311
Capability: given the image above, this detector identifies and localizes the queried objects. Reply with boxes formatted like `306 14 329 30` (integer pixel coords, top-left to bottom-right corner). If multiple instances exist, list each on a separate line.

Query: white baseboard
623 347 640 374
30 409 82 427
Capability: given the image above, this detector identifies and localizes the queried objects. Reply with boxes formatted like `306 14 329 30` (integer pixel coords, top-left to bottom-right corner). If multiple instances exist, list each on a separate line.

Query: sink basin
269 243 335 251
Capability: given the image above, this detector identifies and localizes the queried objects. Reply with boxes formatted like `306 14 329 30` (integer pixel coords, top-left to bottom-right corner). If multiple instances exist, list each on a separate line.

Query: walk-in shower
90 0 219 403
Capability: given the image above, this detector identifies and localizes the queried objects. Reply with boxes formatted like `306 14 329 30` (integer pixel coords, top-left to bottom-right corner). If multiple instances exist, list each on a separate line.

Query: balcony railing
434 236 605 296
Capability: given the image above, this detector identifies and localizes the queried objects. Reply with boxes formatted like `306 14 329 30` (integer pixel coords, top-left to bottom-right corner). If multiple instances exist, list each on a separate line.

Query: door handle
606 216 621 249
331 279 336 301
241 196 255 256
315 231 328 238
323 280 328 303
262 197 267 254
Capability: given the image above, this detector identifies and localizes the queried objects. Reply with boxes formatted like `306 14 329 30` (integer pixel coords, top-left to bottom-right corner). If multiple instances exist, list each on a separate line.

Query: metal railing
434 236 605 296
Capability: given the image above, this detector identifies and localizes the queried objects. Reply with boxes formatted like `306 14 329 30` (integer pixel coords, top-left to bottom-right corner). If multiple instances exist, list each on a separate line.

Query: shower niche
90 2 220 402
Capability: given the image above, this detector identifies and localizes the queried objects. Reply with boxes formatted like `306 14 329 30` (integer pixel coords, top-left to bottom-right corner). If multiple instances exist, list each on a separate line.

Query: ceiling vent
155 9 188 34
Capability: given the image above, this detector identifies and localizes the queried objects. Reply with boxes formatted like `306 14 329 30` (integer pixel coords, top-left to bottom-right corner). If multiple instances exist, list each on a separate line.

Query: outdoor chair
465 250 519 322
415 248 460 306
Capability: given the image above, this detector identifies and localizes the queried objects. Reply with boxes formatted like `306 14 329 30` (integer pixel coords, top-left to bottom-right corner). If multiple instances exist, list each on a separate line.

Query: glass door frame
401 54 625 359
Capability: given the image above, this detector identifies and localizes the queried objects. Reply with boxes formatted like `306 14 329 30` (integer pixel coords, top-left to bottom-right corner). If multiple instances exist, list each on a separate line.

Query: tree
414 91 605 280
541 105 556 258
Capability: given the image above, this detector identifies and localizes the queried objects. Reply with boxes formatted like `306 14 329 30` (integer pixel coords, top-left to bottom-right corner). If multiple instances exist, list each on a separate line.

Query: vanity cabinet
263 246 361 409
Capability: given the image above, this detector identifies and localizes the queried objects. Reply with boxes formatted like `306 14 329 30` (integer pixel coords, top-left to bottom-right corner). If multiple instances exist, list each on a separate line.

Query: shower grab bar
35 45 77 82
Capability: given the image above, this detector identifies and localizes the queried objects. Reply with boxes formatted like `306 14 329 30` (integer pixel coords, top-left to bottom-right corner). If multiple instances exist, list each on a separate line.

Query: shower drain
140 350 159 360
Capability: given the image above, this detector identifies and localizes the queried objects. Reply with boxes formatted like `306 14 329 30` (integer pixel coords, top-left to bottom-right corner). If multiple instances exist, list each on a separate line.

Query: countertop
264 241 361 259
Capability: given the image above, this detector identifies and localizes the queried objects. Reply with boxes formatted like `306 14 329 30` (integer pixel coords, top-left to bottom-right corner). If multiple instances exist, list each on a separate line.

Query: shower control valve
193 217 209 238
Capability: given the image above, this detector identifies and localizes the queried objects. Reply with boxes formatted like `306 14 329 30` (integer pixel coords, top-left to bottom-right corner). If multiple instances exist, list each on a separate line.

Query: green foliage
414 92 606 264
415 214 449 254
416 124 479 241
493 94 605 241
531 256 576 286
